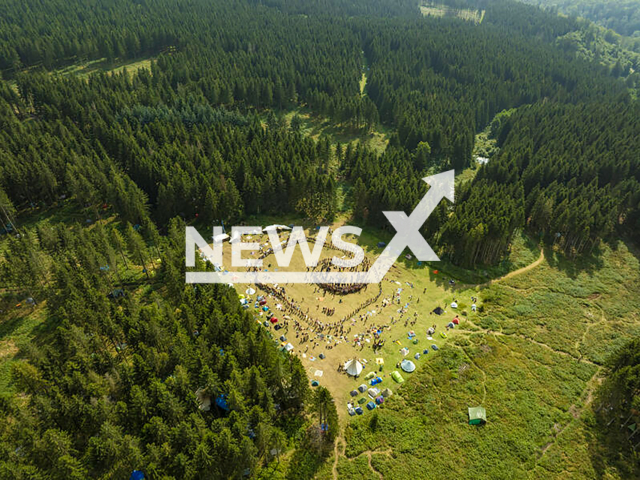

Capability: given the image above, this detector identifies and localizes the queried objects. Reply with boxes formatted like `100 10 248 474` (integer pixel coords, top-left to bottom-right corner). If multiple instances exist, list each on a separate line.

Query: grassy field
281 108 390 156
53 57 154 80
420 4 485 24
317 241 640 479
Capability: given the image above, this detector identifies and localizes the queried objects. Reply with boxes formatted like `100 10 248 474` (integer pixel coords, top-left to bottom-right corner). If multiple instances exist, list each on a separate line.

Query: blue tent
216 394 230 411
130 471 145 480
377 242 386 248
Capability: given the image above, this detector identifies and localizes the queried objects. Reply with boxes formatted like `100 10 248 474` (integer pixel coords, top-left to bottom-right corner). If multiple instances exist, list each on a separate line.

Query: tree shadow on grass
545 245 605 280
285 427 333 480
587 412 640 479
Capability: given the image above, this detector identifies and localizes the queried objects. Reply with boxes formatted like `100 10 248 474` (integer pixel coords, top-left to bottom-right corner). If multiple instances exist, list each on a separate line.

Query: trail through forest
459 248 545 290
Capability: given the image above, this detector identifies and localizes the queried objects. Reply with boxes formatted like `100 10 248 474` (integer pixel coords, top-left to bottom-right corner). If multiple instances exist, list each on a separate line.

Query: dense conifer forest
0 0 638 478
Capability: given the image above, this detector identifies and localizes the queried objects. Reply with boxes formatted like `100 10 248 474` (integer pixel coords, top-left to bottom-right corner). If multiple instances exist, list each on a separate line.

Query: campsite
198 223 483 416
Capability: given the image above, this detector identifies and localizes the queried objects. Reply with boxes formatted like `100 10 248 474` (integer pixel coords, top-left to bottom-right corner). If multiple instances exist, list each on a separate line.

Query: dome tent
401 359 416 373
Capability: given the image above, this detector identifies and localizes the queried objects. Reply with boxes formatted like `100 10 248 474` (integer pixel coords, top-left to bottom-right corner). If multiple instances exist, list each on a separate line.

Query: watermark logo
186 170 454 284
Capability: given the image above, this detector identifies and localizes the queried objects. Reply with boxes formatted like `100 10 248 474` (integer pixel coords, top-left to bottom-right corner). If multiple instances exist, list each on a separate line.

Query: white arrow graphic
363 169 455 283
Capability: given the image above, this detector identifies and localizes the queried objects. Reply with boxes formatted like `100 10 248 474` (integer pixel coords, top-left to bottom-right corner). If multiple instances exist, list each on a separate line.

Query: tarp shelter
344 358 363 377
432 307 444 315
468 406 487 425
401 359 416 373
195 388 211 411
216 394 230 411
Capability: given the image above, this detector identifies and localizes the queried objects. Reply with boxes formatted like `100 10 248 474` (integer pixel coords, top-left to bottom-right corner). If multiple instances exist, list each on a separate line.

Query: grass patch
337 240 640 478
420 4 485 24
280 107 390 156
52 56 154 80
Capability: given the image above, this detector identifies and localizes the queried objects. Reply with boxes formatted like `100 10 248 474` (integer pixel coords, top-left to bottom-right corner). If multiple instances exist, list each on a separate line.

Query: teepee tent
344 358 363 377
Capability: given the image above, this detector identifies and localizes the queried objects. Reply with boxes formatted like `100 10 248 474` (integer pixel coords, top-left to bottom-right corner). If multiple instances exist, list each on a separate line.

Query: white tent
230 228 261 243
401 359 416 373
263 224 291 232
213 233 230 243
344 358 363 377
245 287 256 295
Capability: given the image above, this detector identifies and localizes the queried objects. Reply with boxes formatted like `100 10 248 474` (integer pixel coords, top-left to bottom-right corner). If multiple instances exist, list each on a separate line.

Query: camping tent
213 233 230 243
381 388 393 398
344 358 363 377
468 406 487 425
401 359 416 373
391 371 405 383
245 287 256 295
263 224 291 233
432 307 444 315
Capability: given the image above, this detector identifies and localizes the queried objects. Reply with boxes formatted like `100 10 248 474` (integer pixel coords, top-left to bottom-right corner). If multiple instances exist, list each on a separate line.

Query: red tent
269 317 278 324
259 299 267 306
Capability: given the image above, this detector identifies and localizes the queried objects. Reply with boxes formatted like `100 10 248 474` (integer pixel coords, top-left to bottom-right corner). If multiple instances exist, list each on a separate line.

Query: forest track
534 367 603 466
332 436 345 480
459 248 545 290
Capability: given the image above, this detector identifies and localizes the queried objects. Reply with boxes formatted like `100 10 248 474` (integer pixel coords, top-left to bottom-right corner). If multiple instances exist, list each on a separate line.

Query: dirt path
535 368 603 463
460 248 545 290
456 323 598 366
331 435 392 480
461 345 487 404
332 436 345 480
